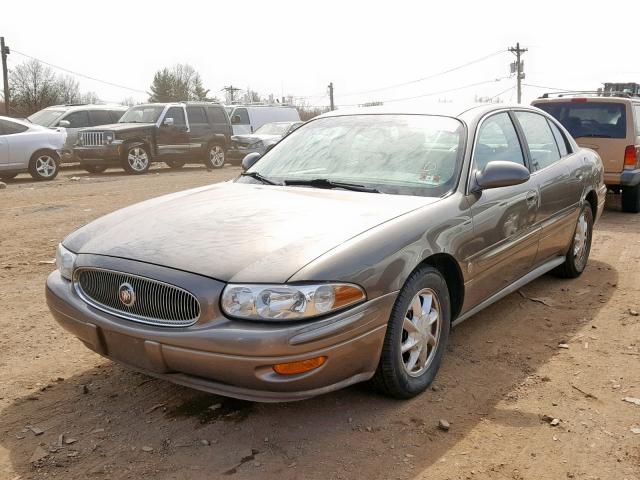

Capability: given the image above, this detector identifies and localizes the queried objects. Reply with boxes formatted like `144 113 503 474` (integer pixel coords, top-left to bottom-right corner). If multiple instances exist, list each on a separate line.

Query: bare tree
120 97 137 107
9 59 60 116
57 75 81 104
81 91 100 104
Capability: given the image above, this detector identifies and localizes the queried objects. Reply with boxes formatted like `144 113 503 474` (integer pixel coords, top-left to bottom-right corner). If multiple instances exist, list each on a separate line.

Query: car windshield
119 105 165 123
242 114 465 197
536 102 627 139
255 123 290 136
27 109 65 127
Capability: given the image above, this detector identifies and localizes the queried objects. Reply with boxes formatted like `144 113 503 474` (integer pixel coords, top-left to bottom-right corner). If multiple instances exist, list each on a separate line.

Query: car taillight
624 145 639 169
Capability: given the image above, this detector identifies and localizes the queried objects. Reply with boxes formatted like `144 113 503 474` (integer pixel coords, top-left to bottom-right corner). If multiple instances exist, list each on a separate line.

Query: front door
58 110 91 154
156 106 191 157
464 112 540 306
513 111 584 264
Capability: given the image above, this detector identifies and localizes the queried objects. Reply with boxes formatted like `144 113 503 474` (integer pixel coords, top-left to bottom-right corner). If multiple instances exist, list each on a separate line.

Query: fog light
273 356 327 375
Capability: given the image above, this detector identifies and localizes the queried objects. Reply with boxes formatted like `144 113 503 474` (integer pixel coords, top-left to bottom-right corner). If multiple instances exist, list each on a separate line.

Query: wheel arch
123 139 152 158
584 188 598 220
414 253 465 322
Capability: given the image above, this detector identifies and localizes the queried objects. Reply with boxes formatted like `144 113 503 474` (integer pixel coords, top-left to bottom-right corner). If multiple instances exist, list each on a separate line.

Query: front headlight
221 283 366 321
55 243 77 281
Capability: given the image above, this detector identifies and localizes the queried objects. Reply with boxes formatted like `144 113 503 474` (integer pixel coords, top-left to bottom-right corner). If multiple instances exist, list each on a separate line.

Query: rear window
536 102 627 139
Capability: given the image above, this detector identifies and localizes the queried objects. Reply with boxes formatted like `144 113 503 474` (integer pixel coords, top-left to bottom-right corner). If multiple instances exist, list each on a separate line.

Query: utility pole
1 37 9 115
508 42 527 103
222 85 241 103
328 82 335 111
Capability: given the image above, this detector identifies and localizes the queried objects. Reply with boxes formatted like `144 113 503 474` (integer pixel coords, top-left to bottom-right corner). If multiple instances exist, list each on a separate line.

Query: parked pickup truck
73 102 232 174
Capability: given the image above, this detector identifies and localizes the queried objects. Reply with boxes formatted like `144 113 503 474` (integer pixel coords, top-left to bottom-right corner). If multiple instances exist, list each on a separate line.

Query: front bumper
45 256 394 402
73 145 122 164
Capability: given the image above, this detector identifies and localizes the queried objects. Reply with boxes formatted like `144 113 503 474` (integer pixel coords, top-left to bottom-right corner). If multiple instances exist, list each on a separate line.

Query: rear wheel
204 144 225 169
28 150 59 181
165 160 186 169
121 145 150 175
554 203 593 278
370 266 450 399
83 164 108 174
621 184 640 213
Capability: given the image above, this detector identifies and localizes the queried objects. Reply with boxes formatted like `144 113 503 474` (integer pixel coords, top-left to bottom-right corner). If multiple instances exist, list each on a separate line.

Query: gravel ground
0 165 638 480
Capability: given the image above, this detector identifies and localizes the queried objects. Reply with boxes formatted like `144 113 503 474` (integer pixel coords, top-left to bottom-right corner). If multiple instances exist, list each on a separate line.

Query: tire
621 184 640 213
0 173 18 180
121 144 150 175
370 266 451 399
553 203 593 278
204 144 226 169
83 164 108 174
28 150 59 181
165 160 186 169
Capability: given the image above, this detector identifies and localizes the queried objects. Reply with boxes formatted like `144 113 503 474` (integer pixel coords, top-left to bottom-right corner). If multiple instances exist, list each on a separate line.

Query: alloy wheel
127 147 149 172
573 210 589 269
400 288 442 377
209 146 225 167
35 155 57 178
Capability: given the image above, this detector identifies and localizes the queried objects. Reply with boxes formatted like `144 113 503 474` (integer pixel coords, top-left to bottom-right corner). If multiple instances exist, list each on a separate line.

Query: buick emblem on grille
118 282 136 307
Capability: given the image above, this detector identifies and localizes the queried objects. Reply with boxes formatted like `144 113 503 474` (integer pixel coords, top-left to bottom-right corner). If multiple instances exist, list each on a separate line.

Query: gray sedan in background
46 104 605 402
231 121 303 157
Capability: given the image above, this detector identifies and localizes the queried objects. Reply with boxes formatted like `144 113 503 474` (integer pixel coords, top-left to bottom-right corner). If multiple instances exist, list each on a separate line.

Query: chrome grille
74 268 200 327
80 131 104 147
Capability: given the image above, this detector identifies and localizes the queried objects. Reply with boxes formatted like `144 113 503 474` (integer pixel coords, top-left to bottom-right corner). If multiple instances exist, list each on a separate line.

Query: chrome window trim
73 267 200 328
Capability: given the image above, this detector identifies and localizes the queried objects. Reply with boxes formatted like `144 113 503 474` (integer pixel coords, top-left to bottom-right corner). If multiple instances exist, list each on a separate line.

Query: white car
225 105 300 135
0 116 66 181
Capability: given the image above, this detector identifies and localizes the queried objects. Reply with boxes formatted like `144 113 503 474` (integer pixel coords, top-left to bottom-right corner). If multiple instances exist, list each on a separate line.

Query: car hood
83 122 155 132
64 182 438 283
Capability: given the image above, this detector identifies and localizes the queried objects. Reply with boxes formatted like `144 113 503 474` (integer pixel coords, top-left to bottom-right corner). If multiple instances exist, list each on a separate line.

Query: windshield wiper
240 171 280 185
284 178 380 193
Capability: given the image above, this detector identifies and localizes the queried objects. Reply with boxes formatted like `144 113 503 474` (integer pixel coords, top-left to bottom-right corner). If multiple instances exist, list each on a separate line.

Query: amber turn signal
273 356 327 375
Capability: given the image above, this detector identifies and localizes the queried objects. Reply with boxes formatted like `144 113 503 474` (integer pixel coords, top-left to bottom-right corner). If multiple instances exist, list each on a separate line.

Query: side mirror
231 115 241 125
241 152 262 171
163 117 174 127
474 161 530 191
58 120 70 128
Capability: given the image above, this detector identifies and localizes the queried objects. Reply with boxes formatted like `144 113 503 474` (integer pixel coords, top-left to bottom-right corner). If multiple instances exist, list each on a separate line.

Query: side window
207 107 227 124
186 106 207 124
515 111 561 171
635 105 640 134
165 107 186 127
62 111 90 128
89 110 112 126
474 113 525 171
0 119 29 135
109 110 124 122
232 108 250 125
547 119 569 157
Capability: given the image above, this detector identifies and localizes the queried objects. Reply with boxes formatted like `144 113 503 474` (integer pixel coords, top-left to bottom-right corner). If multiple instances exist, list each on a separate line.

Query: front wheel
29 150 59 181
204 144 225 169
121 145 150 175
621 184 640 213
370 266 451 399
553 203 593 278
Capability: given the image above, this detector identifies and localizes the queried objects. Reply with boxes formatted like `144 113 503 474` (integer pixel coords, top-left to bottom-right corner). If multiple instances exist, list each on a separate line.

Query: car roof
42 104 128 112
316 103 540 120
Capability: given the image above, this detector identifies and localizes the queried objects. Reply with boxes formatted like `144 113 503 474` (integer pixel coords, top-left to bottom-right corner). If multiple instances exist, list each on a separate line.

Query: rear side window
207 107 227 124
62 110 90 128
536 102 627 139
0 119 29 135
186 106 207 124
515 111 561 171
89 110 112 126
474 113 525 171
547 120 569 157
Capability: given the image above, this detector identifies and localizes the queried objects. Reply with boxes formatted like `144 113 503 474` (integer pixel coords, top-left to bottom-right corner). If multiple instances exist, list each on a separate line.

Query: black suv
73 102 232 174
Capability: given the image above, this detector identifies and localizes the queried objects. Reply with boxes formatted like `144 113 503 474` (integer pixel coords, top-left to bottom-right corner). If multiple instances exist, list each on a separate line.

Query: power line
11 48 147 95
489 85 515 101
336 49 506 98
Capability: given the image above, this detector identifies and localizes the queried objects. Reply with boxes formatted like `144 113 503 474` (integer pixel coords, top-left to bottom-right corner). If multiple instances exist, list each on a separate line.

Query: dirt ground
0 165 639 480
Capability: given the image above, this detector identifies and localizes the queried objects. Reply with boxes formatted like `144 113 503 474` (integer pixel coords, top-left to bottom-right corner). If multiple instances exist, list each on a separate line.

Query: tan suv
532 93 640 212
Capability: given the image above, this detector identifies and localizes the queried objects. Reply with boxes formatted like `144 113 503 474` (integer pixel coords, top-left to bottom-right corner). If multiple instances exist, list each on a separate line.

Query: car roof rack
539 90 640 99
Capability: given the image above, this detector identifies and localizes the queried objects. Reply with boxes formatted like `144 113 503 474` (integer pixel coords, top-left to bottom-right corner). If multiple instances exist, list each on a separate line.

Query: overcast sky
2 0 638 108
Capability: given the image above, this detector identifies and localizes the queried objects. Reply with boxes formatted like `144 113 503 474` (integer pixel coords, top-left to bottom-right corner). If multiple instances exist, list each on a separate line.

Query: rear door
156 106 190 157
464 111 540 306
514 110 583 264
185 106 210 156
535 100 628 175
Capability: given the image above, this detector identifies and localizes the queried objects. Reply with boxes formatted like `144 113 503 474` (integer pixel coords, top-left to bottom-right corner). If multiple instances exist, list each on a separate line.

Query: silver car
0 116 66 181
46 104 606 402
231 121 304 156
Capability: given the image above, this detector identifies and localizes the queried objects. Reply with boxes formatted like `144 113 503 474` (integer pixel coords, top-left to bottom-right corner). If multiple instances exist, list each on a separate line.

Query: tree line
2 58 329 121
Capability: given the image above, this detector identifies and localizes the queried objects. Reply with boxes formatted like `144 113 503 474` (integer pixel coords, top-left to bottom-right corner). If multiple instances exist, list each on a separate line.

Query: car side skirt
452 255 566 327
